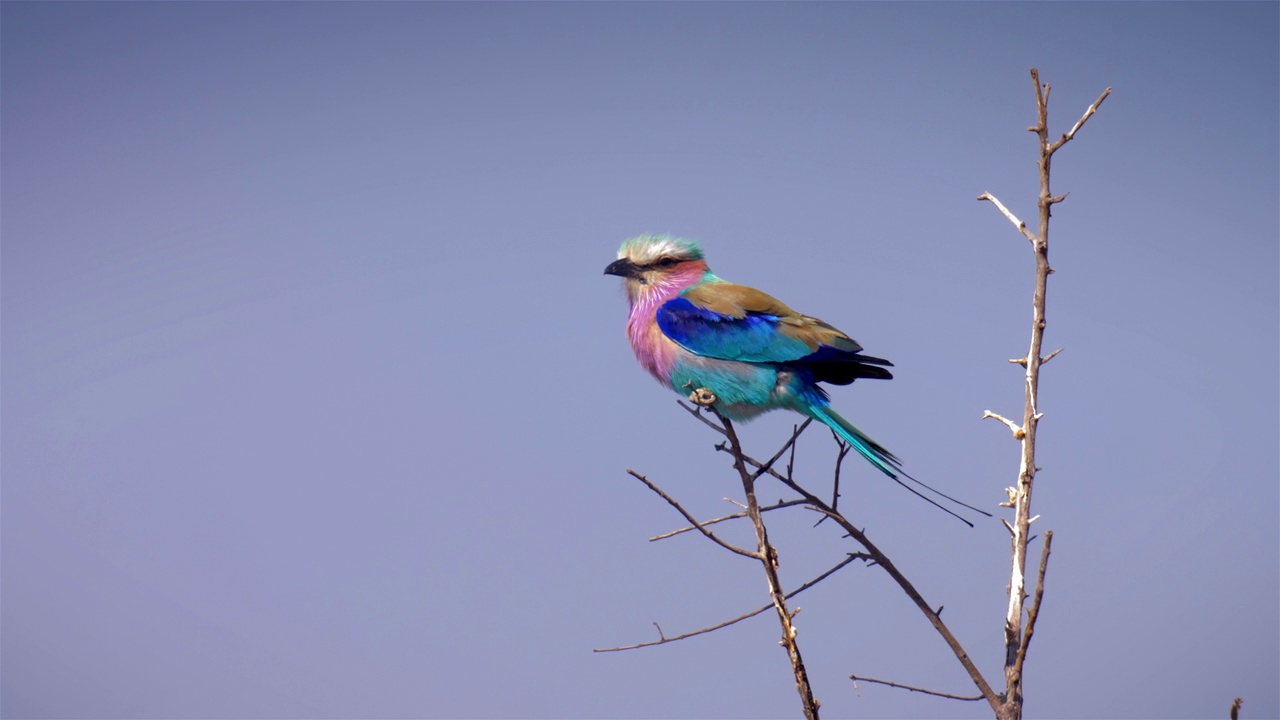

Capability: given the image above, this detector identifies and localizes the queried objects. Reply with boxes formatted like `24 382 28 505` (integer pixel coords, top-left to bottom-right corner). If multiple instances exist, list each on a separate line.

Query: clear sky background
3 3 1277 719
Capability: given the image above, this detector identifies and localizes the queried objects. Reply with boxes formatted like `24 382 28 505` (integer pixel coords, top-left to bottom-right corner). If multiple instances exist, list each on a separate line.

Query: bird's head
604 234 710 304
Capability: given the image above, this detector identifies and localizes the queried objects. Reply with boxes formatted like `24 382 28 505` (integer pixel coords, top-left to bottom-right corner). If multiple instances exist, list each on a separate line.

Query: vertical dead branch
980 68 1109 720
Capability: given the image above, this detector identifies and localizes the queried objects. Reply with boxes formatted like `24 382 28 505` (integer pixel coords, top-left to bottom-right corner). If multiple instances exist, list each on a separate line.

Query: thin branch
648 499 808 542
677 400 728 436
977 191 1039 245
725 442 981 526
830 438 851 513
754 418 813 481
982 410 1026 439
624 470 759 560
785 422 801 481
1050 87 1113 154
594 552 871 653
1014 530 1053 680
850 674 985 702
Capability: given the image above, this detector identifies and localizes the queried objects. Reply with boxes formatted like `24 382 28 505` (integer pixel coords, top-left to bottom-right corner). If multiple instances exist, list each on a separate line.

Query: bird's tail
805 403 991 525
807 403 903 478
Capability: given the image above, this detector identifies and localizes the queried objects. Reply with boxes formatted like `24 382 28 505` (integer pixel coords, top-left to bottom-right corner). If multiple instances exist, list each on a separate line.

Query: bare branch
624 470 759 560
1231 697 1243 720
648 499 808 542
983 410 1026 439
594 552 869 653
754 418 813 481
677 400 728 436
850 674 985 702
1014 531 1054 679
785 423 801 481
830 438 851 513
977 191 1039 245
1049 87 1112 154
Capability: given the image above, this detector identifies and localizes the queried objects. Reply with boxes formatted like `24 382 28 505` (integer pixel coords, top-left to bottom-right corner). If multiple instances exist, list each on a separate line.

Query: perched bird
605 234 981 521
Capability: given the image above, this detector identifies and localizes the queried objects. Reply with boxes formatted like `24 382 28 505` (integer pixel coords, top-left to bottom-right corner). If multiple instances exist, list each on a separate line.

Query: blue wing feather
657 296 814 362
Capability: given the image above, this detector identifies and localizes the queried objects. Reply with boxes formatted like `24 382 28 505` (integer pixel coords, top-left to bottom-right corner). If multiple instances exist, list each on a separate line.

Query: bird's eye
657 257 679 268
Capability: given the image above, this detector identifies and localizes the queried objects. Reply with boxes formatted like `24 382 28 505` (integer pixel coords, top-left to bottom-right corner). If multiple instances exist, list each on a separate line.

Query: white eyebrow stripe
619 236 698 264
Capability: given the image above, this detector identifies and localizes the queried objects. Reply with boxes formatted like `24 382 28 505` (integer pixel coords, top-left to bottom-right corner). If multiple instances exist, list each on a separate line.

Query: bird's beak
604 258 639 279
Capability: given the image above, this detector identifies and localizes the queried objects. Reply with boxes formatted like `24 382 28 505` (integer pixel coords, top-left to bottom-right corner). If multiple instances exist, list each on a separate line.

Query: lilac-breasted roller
605 234 980 519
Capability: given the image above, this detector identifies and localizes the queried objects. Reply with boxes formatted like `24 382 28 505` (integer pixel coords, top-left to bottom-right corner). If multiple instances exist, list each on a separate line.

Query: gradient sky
3 3 1277 719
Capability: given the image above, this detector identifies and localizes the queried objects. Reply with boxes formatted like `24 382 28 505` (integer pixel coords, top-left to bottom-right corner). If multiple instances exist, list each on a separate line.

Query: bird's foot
682 382 717 407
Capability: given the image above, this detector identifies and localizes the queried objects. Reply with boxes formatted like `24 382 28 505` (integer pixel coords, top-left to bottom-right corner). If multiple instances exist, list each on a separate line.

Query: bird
604 233 984 522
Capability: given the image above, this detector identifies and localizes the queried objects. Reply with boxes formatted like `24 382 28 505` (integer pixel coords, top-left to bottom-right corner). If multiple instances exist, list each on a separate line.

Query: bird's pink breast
623 264 706 385
627 309 678 383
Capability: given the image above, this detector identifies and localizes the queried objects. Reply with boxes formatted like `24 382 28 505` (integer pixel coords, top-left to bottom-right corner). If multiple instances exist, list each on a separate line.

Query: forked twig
624 470 758 560
648 499 808 542
594 552 870 653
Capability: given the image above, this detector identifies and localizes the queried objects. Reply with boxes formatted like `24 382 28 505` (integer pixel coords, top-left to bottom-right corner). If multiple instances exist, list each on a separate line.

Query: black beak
604 258 640 278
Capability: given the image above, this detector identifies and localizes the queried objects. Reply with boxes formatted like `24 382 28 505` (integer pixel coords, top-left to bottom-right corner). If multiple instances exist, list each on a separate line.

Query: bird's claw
683 382 717 407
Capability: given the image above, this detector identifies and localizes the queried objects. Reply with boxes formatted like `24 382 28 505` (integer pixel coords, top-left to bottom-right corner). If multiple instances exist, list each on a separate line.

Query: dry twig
851 674 985 702
594 552 869 653
624 470 757 560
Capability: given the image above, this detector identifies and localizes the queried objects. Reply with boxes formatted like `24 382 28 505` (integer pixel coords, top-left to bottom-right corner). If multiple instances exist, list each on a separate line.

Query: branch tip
849 674 985 702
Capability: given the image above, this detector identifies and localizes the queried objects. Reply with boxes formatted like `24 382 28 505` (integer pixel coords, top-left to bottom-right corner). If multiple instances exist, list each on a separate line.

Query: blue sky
3 3 1277 718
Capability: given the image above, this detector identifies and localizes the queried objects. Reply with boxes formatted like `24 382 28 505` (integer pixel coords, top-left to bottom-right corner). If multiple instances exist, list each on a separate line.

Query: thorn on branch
1041 347 1064 364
